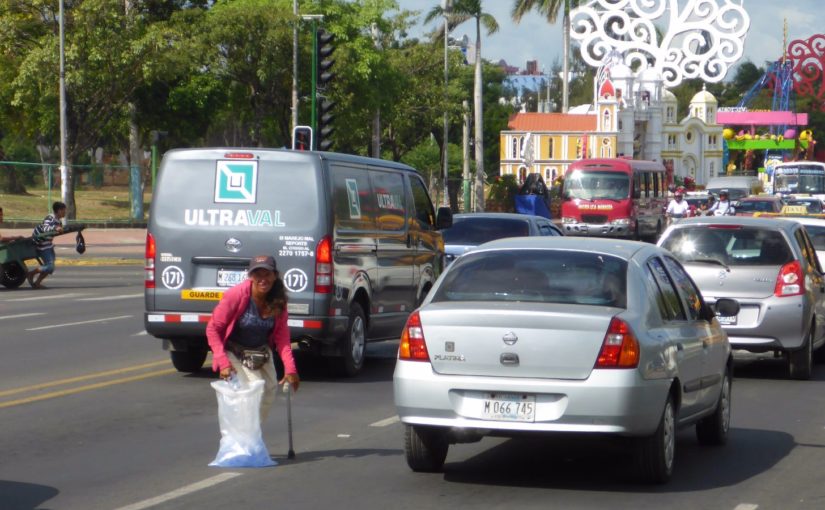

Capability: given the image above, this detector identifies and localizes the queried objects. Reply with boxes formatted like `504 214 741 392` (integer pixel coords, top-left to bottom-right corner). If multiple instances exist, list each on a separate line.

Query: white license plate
481 393 535 422
217 269 247 287
716 314 737 326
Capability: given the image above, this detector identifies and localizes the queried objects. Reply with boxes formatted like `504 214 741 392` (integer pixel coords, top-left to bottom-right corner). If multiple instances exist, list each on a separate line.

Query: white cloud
395 0 821 77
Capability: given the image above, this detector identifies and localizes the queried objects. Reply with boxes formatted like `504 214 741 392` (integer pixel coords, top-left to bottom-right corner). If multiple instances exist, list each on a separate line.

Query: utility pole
58 0 73 217
441 0 451 208
292 0 298 131
462 100 470 212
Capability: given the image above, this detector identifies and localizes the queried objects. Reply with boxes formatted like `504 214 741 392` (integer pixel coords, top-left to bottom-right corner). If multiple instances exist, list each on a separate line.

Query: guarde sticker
283 268 309 293
181 290 224 301
161 266 185 290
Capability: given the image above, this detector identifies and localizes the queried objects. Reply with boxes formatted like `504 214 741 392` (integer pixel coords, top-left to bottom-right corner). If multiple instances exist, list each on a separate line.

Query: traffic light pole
310 19 318 140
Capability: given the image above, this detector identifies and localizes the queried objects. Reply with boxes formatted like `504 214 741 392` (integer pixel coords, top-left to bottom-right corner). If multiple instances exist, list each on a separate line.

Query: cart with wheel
0 226 85 288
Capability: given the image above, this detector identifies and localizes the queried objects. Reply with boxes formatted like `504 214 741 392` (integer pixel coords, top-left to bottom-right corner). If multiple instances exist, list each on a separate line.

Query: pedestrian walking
206 255 300 426
27 201 67 289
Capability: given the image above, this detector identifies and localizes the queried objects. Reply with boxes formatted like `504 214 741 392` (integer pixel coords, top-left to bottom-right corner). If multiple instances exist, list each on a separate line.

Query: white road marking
337 434 351 438
734 504 759 510
370 416 400 427
112 472 242 510
132 330 149 336
77 293 143 301
26 315 133 331
1 292 88 302
0 312 46 320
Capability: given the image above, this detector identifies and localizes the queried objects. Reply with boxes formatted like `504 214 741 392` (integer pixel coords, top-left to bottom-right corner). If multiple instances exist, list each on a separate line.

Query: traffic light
315 29 335 90
315 28 336 151
292 125 313 151
317 98 335 151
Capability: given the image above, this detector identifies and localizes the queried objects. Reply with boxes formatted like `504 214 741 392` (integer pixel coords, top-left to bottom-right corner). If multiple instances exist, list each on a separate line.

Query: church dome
609 63 633 80
663 89 677 102
638 67 662 82
690 87 718 105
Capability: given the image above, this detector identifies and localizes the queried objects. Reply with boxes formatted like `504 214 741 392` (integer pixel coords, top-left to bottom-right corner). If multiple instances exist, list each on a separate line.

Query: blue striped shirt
33 214 62 251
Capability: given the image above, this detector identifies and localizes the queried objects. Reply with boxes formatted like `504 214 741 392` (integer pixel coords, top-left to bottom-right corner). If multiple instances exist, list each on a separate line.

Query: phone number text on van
184 209 286 227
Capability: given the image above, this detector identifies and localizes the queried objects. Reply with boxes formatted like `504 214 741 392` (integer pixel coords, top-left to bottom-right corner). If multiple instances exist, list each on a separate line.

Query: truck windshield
565 170 630 200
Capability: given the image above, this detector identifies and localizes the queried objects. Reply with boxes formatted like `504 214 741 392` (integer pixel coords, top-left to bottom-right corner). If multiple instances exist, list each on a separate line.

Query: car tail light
595 317 639 368
223 152 255 159
398 311 430 362
775 260 804 297
145 232 156 289
315 236 333 294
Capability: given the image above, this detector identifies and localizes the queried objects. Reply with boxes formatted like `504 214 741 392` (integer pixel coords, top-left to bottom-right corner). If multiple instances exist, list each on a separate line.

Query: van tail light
314 236 333 294
145 232 156 289
775 260 804 297
398 311 430 362
595 317 640 368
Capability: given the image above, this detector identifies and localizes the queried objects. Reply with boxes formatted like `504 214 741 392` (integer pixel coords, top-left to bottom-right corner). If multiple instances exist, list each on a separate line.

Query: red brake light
315 236 333 294
145 233 156 289
595 317 639 368
399 311 430 361
774 260 804 297
223 152 255 159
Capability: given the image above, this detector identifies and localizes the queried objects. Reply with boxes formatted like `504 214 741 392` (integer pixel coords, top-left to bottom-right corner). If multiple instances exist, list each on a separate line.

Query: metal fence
0 161 149 223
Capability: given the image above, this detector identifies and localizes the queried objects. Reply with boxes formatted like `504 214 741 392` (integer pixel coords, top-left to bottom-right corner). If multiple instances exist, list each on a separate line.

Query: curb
1 221 147 229
57 258 143 267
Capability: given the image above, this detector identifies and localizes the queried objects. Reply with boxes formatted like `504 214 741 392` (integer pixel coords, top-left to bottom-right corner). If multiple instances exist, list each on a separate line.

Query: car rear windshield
661 226 793 266
735 200 779 213
804 225 825 250
431 249 627 308
442 218 530 245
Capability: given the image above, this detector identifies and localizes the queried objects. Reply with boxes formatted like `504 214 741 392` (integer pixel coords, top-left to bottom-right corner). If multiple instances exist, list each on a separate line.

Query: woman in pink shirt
206 255 300 423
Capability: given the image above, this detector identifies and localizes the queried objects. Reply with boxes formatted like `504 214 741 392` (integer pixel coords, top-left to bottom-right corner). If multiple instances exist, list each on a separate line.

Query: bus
560 158 667 240
771 161 825 197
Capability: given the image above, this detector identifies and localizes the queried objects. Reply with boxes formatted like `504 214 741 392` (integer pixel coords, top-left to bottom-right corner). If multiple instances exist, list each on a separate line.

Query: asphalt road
3 266 825 509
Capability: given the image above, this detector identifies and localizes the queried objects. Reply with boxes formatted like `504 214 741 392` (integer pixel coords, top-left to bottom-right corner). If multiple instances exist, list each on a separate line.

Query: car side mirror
562 189 571 200
436 207 453 230
633 188 641 200
712 298 740 321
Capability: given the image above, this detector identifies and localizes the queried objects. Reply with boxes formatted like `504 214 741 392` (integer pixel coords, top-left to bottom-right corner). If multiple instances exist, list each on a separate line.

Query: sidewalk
2 228 145 265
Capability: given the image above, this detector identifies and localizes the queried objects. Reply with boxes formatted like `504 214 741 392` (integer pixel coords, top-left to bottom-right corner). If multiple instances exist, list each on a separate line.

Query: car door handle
702 339 711 349
500 353 519 366
676 343 684 351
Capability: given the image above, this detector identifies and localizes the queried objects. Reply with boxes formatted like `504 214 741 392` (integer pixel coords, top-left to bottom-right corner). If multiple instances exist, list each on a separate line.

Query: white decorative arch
571 0 750 87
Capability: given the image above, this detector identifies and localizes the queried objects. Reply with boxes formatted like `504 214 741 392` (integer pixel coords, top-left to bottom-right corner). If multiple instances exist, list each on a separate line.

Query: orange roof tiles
507 112 597 132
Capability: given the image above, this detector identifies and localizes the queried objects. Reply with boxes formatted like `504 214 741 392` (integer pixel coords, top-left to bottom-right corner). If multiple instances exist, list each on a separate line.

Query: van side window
409 176 436 229
370 170 406 231
331 165 376 231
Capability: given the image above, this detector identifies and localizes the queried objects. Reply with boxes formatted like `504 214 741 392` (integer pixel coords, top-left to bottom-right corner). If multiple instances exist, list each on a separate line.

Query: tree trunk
372 109 381 158
473 19 485 211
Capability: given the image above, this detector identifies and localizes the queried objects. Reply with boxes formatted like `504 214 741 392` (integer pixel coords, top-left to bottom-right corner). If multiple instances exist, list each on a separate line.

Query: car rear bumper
706 297 807 351
561 222 632 238
393 360 671 437
144 312 348 345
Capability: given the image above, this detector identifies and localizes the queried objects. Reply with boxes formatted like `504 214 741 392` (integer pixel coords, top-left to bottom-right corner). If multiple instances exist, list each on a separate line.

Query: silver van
705 176 760 202
144 148 452 376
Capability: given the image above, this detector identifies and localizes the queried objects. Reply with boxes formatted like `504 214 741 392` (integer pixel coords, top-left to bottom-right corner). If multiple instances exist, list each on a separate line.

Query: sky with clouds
393 0 820 79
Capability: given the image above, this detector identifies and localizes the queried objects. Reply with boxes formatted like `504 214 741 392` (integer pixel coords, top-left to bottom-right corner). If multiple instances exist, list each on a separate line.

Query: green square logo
215 161 258 203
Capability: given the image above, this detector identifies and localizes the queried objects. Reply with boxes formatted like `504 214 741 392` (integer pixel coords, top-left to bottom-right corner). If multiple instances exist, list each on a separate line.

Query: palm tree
512 0 579 113
426 0 499 211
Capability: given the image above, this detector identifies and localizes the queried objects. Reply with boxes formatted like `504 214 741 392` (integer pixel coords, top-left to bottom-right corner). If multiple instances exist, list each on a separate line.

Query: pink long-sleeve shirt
206 279 297 374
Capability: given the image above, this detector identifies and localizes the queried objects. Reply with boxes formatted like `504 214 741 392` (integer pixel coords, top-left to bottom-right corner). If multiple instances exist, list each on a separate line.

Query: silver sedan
394 237 738 483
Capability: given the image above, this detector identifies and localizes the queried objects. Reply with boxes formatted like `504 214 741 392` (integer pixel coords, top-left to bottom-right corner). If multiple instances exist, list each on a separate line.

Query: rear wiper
689 258 730 271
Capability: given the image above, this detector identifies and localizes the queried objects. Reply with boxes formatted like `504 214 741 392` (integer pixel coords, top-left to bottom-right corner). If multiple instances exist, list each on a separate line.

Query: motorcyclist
666 191 690 222
708 191 735 216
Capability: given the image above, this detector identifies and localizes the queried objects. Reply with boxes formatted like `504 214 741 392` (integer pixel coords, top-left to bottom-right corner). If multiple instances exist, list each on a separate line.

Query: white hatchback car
394 237 738 483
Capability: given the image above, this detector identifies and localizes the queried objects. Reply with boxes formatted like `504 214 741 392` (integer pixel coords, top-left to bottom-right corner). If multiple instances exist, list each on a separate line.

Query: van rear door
147 149 326 318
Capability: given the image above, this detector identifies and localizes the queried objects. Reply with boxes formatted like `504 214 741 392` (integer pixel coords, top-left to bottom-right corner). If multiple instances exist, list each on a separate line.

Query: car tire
332 302 366 377
696 368 731 446
788 329 813 380
404 424 448 472
170 349 207 373
637 395 675 484
1 261 27 289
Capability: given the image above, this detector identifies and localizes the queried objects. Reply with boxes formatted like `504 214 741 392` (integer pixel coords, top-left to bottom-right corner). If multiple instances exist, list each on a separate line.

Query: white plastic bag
209 378 276 468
